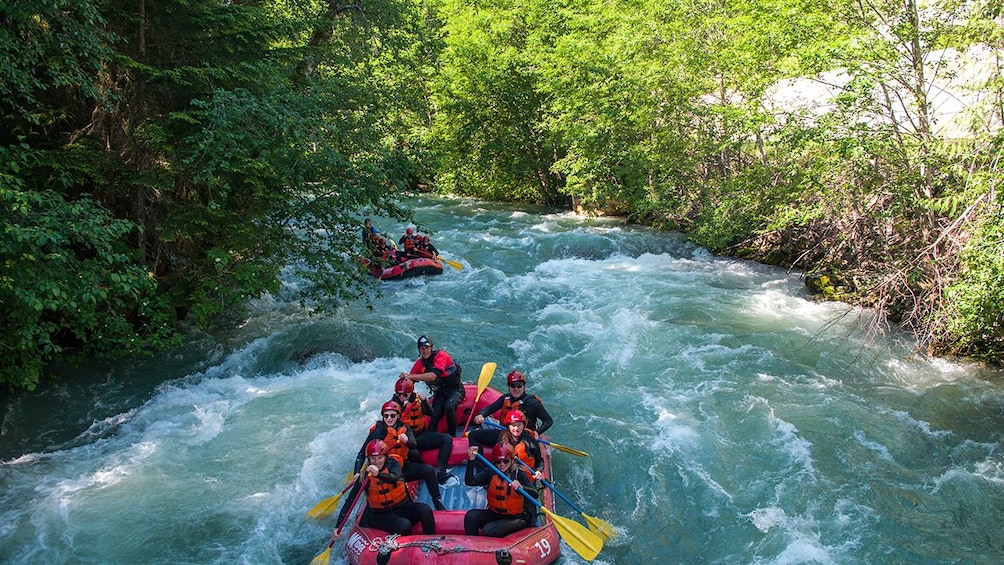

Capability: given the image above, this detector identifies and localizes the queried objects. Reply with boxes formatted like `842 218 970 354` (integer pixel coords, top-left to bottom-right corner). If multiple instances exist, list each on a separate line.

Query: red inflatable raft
341 383 561 565
363 256 444 281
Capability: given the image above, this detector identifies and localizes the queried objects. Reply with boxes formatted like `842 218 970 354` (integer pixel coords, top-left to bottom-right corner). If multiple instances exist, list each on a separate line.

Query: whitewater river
2 196 1004 565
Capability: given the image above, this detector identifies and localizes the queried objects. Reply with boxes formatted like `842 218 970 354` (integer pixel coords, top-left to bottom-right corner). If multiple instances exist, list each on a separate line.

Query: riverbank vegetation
3 0 1002 391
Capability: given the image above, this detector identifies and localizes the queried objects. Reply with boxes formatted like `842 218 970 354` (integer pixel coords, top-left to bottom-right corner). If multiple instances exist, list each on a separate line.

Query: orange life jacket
507 430 539 470
369 422 410 465
366 472 409 510
514 441 537 470
486 474 524 516
399 396 427 432
499 396 520 418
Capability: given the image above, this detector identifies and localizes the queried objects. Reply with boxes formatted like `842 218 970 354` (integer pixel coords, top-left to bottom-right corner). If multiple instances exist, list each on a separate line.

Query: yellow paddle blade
437 255 463 269
308 544 333 565
584 513 619 541
306 472 356 519
547 441 590 457
477 362 496 393
463 362 497 434
541 506 603 561
305 493 343 519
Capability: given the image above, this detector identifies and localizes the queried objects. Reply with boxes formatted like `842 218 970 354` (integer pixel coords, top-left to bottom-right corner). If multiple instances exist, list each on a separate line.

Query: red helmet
365 439 388 456
493 442 515 462
394 378 414 395
406 227 413 234
381 401 401 414
503 409 526 425
506 371 525 385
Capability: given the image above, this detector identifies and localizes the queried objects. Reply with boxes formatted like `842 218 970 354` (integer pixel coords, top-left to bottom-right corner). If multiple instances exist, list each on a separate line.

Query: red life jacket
412 351 461 391
486 474 524 516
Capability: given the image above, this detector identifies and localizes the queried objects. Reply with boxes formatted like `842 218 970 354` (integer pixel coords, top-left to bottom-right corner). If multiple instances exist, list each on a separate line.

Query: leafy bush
1 171 177 390
941 214 1004 359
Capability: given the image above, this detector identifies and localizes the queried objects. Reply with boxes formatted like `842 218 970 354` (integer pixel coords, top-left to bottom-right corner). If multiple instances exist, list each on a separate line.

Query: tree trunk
297 3 362 81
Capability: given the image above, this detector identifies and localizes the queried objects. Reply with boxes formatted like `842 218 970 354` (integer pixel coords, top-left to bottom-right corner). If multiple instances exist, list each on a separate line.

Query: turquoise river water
2 195 1004 564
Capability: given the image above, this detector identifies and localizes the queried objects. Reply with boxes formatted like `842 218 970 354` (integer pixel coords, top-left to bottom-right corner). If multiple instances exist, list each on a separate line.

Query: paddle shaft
329 477 355 501
475 453 603 561
474 453 543 509
516 458 586 514
309 476 368 565
515 457 617 542
482 421 589 456
331 476 355 497
438 256 463 269
409 249 461 269
461 394 481 435
335 476 369 535
306 478 356 518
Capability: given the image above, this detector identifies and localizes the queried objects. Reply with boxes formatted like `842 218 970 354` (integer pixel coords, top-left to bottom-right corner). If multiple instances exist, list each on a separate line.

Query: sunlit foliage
1 0 436 389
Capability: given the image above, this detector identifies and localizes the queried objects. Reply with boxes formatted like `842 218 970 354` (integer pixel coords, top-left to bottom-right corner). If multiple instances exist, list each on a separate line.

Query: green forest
2 0 1003 391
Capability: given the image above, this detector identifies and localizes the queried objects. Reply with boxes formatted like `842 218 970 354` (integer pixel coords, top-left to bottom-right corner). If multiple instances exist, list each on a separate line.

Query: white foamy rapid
2 196 1003 564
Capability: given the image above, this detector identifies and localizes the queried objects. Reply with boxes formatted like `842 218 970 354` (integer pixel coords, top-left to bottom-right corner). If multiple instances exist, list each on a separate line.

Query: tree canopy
1 0 435 390
426 0 1004 362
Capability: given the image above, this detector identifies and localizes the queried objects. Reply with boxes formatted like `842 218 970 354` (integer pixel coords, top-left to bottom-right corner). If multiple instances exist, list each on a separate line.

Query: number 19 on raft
533 538 553 559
